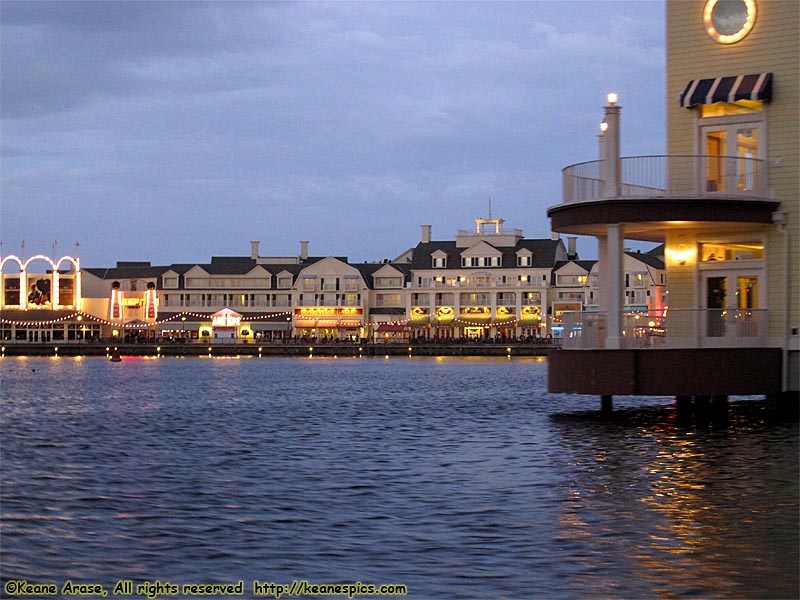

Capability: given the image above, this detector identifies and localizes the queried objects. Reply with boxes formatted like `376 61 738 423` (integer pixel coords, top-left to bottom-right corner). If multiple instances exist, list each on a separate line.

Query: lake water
1 356 797 599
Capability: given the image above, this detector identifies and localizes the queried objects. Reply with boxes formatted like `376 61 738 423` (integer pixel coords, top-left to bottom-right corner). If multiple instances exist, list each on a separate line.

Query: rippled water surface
1 356 798 599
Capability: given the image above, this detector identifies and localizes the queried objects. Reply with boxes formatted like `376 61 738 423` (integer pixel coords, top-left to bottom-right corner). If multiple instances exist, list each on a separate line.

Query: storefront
375 322 409 342
293 307 364 340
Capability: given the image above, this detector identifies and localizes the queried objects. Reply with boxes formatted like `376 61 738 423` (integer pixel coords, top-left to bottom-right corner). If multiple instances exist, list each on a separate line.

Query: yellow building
547 0 798 411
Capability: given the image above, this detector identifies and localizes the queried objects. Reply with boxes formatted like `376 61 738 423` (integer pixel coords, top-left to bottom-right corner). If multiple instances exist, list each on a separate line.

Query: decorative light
606 92 619 106
704 0 756 44
600 121 609 133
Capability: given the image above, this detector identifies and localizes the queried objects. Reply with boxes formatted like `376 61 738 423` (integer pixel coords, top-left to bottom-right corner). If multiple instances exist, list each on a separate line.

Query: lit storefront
293 307 364 340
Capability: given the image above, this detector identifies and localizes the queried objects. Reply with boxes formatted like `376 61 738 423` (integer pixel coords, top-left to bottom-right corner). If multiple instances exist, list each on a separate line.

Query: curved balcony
562 154 769 203
549 155 779 239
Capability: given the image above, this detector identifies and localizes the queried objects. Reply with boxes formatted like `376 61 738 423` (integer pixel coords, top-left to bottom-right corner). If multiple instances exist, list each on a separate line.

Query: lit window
700 241 763 262
701 100 763 117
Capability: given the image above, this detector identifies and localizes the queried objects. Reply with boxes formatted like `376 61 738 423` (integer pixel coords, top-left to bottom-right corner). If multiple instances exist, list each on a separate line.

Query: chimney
421 225 432 244
250 241 260 260
567 236 577 259
551 231 561 241
300 240 309 260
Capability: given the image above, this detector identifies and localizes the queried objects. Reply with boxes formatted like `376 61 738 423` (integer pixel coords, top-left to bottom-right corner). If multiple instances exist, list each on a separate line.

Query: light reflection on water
1 357 797 599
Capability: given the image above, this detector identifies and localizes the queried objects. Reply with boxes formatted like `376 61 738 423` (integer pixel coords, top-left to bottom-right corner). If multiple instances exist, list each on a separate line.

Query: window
630 272 646 288
497 292 515 304
522 291 541 306
460 292 490 306
273 294 291 307
559 291 584 300
435 292 454 306
701 100 762 118
556 274 588 286
375 276 403 288
432 256 447 268
277 276 292 289
460 256 501 268
302 277 315 291
701 241 763 262
376 293 401 307
517 255 532 267
163 277 178 289
343 293 359 306
412 293 429 306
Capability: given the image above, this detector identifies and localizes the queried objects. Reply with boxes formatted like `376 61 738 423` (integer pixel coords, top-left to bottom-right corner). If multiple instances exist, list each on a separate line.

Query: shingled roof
408 238 564 270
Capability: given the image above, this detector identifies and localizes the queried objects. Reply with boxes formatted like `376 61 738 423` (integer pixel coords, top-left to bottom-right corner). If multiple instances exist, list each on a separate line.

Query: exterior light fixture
600 121 609 133
704 0 756 44
606 92 619 106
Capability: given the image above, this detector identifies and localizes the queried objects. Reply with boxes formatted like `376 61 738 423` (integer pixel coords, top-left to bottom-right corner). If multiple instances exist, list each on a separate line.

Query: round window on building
704 0 756 44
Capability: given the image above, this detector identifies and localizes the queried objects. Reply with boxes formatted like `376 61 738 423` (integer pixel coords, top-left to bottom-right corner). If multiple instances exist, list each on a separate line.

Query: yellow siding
666 0 799 341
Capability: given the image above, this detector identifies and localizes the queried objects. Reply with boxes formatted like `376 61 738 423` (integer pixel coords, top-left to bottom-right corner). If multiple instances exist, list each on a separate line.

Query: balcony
560 309 767 350
550 155 778 239
549 309 780 396
562 155 769 203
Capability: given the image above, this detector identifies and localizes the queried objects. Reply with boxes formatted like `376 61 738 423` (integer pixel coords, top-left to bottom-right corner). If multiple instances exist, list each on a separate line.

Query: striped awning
680 73 771 108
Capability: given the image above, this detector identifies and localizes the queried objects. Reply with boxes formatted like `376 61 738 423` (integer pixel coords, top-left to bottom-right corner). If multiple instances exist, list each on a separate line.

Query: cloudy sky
1 0 665 268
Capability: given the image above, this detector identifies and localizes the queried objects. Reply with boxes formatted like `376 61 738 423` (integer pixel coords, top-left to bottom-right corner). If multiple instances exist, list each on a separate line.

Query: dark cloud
1 1 665 265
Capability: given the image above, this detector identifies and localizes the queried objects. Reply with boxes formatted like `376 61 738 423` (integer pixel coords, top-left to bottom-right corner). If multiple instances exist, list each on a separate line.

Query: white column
606 223 624 349
19 271 26 309
602 102 621 199
52 271 60 307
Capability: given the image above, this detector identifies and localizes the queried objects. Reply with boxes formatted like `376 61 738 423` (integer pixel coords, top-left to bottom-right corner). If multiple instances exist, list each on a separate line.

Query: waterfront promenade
0 339 558 358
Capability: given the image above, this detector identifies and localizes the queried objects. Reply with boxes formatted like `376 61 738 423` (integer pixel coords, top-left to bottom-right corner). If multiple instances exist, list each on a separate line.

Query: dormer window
461 256 500 268
433 256 447 268
517 255 532 267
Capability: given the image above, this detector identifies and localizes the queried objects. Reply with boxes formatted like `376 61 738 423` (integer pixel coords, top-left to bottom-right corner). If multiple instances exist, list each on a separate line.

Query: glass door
703 272 760 339
702 124 762 194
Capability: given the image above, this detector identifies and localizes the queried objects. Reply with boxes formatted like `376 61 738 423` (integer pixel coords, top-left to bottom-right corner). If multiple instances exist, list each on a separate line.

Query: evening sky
1 0 665 269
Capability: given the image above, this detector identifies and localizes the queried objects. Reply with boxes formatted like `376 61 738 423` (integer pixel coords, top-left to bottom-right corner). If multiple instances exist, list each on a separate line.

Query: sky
1 0 665 269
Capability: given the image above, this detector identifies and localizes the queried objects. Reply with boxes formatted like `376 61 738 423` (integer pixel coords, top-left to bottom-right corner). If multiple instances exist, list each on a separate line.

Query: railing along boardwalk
0 339 560 358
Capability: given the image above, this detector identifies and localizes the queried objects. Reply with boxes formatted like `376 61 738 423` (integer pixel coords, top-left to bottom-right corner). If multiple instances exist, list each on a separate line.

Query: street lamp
181 316 187 342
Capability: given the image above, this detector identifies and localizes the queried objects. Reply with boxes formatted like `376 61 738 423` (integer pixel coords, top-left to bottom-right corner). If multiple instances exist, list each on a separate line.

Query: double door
702 122 762 194
703 271 760 339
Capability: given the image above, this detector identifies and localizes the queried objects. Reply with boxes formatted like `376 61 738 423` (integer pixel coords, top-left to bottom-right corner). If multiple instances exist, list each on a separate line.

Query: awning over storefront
295 319 361 329
376 323 408 332
680 72 771 108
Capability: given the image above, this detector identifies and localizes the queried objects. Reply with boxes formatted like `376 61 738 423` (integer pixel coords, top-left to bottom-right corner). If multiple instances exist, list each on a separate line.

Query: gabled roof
459 240 503 257
626 251 665 269
553 259 597 272
409 239 564 270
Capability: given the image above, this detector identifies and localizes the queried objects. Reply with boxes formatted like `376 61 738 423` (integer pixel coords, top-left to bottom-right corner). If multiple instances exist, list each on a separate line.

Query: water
1 356 797 599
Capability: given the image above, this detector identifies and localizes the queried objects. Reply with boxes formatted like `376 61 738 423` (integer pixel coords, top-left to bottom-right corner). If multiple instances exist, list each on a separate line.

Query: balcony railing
560 309 767 349
562 155 768 203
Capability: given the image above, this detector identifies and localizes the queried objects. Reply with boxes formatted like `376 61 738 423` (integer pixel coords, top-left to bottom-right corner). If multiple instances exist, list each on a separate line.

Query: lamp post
181 316 186 343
